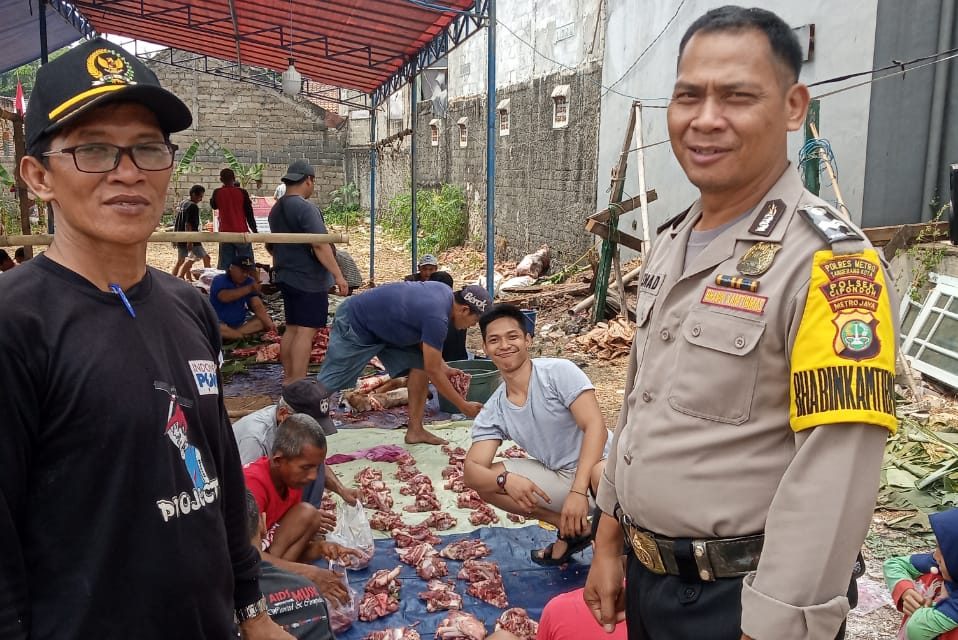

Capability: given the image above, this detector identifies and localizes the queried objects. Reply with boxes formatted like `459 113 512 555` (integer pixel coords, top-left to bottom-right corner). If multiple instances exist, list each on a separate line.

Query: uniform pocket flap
682 309 766 355
635 294 655 328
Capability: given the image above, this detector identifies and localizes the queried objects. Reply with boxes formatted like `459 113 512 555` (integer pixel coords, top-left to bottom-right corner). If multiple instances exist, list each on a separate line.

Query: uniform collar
673 164 805 279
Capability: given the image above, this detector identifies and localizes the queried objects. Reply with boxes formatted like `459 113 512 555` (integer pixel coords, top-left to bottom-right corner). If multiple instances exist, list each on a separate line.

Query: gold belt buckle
627 525 666 575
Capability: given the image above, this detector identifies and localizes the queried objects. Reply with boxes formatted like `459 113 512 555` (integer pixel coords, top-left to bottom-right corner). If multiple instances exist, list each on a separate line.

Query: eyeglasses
43 142 178 173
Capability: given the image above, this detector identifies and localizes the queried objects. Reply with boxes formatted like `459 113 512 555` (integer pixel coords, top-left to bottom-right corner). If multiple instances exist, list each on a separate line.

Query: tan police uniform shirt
596 166 898 640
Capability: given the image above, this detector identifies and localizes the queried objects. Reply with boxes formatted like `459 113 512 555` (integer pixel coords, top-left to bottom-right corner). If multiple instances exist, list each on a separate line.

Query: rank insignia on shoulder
748 199 786 236
798 206 863 244
715 274 760 292
736 242 781 277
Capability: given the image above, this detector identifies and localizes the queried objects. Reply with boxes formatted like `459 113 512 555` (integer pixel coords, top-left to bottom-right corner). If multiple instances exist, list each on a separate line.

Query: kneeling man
464 304 611 565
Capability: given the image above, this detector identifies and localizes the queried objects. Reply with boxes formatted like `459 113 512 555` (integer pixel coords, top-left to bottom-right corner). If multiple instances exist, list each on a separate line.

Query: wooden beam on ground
0 231 349 247
588 189 658 224
879 223 950 261
864 221 948 246
585 219 643 253
572 265 644 314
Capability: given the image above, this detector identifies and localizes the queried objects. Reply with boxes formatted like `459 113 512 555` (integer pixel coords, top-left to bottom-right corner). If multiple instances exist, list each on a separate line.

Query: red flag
14 79 25 115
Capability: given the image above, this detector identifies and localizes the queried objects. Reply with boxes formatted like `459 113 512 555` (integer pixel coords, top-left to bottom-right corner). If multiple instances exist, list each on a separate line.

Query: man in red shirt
243 413 358 604
211 167 257 269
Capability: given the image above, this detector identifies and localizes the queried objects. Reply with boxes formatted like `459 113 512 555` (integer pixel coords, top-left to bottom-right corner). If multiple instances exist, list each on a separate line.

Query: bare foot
404 428 448 446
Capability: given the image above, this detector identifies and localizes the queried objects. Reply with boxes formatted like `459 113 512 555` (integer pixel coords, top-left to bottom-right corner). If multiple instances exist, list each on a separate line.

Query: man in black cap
209 255 276 341
316 282 493 445
269 159 347 384
2 38 290 639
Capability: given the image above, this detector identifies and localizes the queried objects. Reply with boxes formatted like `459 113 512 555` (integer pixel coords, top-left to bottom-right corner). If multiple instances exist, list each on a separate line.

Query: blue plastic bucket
520 309 537 336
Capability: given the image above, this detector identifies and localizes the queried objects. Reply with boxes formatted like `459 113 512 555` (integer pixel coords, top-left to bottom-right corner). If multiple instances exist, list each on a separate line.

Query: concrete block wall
346 63 602 264
143 53 348 208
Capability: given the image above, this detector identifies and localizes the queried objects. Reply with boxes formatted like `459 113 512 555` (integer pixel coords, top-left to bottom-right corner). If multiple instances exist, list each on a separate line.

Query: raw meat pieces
404 491 441 513
498 445 528 459
456 560 500 583
399 473 434 493
515 244 551 279
441 464 463 479
448 370 472 400
456 490 485 510
416 554 450 580
435 611 487 640
359 566 402 622
355 467 383 484
440 539 491 561
358 592 400 622
466 578 509 609
496 608 539 640
444 477 467 493
442 445 467 463
392 523 441 548
370 510 405 532
423 511 458 531
361 480 394 512
419 580 463 612
364 629 422 640
396 463 422 482
506 513 527 524
396 542 437 567
468 504 499 526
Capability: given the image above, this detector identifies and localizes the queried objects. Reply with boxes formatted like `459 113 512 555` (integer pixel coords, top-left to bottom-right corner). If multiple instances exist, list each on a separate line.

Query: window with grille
429 118 441 147
458 121 468 147
900 273 958 388
499 110 510 136
553 96 569 127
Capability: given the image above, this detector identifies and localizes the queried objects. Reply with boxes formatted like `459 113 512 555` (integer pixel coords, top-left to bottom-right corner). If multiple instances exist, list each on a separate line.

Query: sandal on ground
530 532 592 567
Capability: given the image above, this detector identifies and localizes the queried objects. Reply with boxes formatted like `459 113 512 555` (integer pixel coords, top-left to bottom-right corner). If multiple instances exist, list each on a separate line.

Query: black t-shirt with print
260 561 334 640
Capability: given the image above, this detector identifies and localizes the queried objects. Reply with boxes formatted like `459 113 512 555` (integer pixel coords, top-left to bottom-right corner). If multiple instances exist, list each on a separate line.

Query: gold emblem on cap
737 242 781 277
86 48 136 86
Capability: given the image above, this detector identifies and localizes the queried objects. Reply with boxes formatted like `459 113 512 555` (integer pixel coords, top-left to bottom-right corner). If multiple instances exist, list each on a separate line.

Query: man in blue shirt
210 256 276 341
315 282 492 445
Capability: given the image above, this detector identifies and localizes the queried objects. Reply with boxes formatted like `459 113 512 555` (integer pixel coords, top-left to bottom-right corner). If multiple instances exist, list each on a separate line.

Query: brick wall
144 53 347 208
346 64 602 263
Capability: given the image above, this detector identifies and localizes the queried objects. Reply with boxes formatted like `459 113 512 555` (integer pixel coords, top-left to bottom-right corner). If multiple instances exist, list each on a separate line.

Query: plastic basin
438 359 502 413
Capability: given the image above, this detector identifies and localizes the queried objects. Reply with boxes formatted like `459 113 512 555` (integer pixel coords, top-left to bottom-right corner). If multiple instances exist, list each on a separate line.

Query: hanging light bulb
282 57 301 96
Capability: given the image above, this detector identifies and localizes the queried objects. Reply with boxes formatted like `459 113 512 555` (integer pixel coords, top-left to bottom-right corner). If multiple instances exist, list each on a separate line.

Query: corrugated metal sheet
71 0 476 94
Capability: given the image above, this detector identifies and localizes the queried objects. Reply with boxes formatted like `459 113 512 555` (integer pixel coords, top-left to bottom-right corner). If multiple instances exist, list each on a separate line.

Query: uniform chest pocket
668 309 766 425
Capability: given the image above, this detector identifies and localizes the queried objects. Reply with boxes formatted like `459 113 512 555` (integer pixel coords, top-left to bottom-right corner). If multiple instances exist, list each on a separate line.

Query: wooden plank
585 219 644 253
864 221 948 245
588 189 658 224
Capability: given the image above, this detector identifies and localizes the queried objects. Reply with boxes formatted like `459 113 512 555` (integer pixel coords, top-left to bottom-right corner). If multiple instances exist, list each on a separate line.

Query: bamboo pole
573 264 644 314
808 121 849 218
0 231 348 247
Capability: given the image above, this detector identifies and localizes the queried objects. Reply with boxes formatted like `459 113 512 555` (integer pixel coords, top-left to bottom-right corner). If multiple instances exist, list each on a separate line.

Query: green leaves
325 182 362 226
381 184 467 255
221 146 264 189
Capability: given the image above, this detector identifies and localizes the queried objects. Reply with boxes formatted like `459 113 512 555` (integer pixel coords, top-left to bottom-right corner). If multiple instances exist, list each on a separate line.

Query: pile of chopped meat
403 484 441 513
498 445 529 459
423 511 458 531
396 541 450 580
439 539 492 561
355 467 383 484
448 370 472 400
443 475 467 493
359 566 402 622
399 473 434 494
456 490 485 510
361 480 395 512
506 513 527 524
231 327 330 363
392 523 441 548
495 609 539 640
442 445 467 464
370 510 405 532
468 503 500 526
458 558 508 609
396 462 422 482
364 629 422 640
419 579 463 613
435 611 487 640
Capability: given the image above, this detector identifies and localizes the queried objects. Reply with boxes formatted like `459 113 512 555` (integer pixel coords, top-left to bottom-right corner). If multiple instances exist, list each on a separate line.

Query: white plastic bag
325 501 375 569
327 567 359 634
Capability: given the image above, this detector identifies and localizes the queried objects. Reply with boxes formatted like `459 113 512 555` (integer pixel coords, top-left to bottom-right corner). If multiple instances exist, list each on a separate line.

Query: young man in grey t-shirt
463 304 611 566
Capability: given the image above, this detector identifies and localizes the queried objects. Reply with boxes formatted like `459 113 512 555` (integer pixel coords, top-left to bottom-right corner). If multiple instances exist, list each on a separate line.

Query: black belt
619 513 763 582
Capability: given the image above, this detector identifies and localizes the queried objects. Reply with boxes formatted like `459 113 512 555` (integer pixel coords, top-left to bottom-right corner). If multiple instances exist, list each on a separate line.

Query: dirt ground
146 225 906 638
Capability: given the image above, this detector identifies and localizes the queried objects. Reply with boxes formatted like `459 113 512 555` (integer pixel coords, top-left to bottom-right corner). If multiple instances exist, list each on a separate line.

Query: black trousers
624 554 855 640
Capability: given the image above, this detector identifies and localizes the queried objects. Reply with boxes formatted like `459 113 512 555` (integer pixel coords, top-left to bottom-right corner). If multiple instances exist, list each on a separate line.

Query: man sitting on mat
464 304 611 565
243 413 358 605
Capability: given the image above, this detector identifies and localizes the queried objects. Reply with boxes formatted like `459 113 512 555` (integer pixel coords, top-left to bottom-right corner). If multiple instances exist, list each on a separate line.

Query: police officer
584 7 898 640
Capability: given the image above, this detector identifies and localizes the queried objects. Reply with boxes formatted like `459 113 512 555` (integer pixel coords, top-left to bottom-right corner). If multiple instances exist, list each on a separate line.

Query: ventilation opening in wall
457 117 468 147
552 85 570 129
497 98 510 137
429 119 441 146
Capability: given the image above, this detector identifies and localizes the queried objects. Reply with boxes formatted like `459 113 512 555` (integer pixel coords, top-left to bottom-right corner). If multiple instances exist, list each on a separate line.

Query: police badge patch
737 242 781 276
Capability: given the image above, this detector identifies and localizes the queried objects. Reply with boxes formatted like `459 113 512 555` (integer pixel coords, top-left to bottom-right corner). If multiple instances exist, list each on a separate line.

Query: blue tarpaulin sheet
0 1 86 74
335 525 593 640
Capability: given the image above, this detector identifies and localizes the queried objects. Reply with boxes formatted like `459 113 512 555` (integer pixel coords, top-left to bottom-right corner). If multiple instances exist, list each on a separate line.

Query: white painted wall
448 0 604 98
597 0 880 258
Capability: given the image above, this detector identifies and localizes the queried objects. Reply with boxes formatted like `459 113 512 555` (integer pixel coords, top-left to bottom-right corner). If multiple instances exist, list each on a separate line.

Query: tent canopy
0 0 93 74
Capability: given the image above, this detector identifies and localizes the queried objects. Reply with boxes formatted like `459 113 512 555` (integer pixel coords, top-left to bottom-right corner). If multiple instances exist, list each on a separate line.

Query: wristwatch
495 471 509 491
234 596 268 625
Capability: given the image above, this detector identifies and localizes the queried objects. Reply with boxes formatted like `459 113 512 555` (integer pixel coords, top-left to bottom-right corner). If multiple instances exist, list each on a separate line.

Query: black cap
26 38 192 152
281 379 337 435
230 256 255 270
282 160 315 182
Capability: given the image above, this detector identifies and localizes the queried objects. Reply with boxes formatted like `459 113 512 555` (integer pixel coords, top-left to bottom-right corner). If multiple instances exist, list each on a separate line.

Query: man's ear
19 156 54 202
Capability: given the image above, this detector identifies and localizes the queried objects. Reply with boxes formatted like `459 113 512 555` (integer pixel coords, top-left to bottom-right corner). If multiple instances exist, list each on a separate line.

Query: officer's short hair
678 6 803 85
479 303 529 341
271 413 327 457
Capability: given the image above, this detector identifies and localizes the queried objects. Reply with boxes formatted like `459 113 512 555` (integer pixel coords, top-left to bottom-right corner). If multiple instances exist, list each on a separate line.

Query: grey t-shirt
471 358 611 471
232 405 277 465
268 195 332 292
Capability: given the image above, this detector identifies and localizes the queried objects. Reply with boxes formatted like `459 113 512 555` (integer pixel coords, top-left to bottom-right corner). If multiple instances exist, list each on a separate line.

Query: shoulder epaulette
797 205 863 244
656 207 692 235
